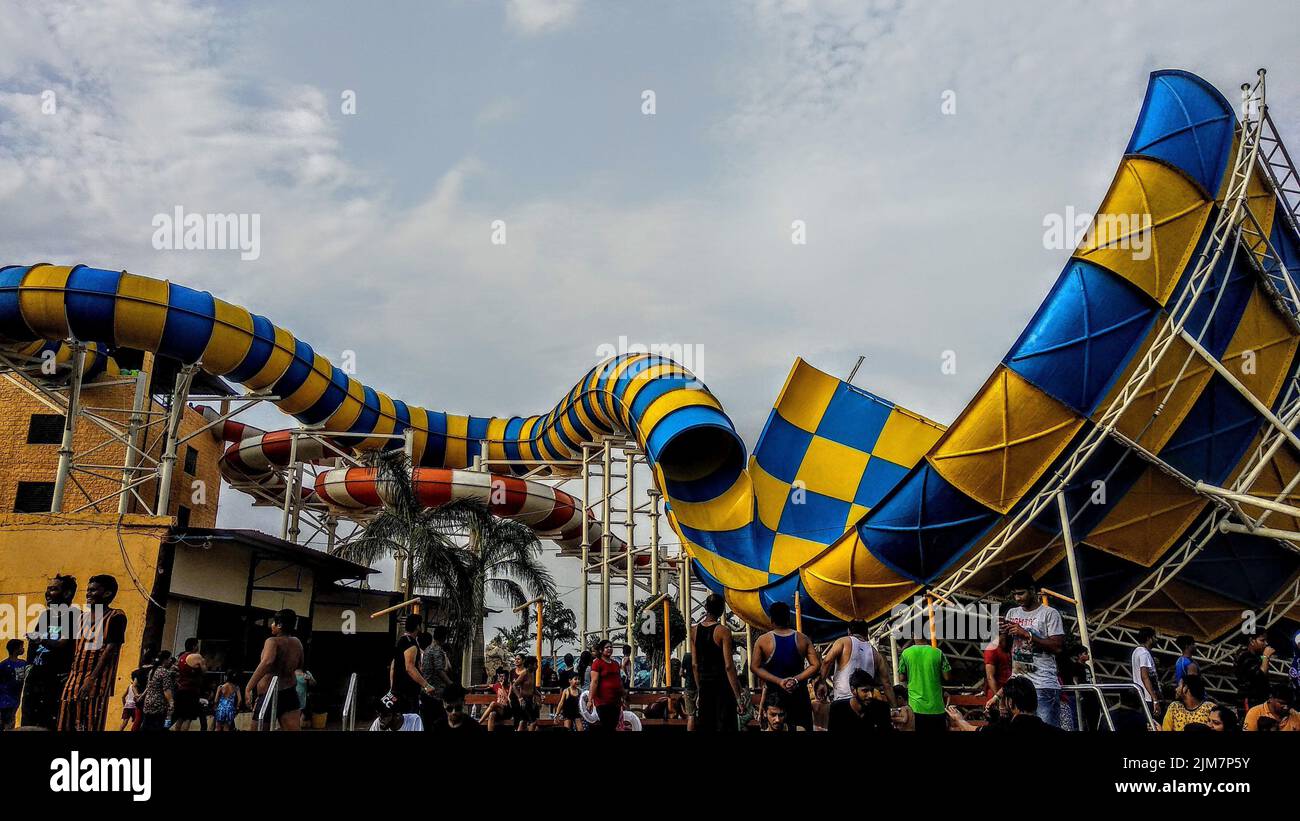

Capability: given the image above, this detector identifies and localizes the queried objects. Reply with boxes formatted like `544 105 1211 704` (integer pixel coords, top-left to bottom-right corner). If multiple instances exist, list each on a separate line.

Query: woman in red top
588 640 624 732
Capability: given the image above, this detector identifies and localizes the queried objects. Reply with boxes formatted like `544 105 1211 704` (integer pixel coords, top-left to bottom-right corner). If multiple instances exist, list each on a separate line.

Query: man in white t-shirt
999 572 1065 728
369 693 425 731
1131 626 1161 718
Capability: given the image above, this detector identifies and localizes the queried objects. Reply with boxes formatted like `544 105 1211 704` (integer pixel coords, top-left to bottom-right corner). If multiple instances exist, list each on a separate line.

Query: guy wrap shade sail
4 70 1300 641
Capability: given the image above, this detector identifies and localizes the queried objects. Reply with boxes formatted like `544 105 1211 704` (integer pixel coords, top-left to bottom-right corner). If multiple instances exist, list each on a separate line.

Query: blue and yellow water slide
3 70 1300 641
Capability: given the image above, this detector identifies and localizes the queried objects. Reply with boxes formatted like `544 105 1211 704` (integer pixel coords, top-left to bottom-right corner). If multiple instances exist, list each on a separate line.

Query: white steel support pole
745 625 754 690
117 366 150 515
287 461 305 542
1057 494 1095 678
649 490 661 597
682 550 693 633
580 444 591 648
889 630 900 685
625 447 635 651
50 344 87 513
600 441 612 639
155 366 194 518
280 430 301 541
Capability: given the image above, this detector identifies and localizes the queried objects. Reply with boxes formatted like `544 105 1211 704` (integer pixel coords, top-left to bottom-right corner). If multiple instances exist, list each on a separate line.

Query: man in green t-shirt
897 636 951 732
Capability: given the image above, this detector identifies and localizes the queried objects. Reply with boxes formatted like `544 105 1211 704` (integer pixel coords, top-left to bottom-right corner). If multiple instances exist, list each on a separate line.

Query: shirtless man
245 609 306 731
512 655 540 731
750 602 821 731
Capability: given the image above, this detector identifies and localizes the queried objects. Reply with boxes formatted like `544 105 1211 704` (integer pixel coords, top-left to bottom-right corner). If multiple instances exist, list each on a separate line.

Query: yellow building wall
0 374 223 526
0 512 171 731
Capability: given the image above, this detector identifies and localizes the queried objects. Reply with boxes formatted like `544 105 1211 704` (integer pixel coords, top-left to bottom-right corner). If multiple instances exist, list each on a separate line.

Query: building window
26 414 65 445
14 482 55 513
176 505 191 528
183 446 198 476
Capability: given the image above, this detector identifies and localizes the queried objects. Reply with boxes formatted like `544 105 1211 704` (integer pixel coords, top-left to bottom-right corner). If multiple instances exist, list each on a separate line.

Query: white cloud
505 0 581 35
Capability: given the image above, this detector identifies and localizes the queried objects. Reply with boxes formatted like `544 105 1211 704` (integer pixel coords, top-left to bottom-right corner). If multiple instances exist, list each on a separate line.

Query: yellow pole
926 595 937 648
794 590 803 634
535 601 544 688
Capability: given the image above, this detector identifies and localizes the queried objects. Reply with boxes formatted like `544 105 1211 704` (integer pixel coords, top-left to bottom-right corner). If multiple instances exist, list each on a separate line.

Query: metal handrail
341 672 359 732
1062 682 1158 731
256 674 280 731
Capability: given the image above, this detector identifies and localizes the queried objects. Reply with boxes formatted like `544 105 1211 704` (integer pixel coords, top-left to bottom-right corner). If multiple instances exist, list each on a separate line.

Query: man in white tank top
822 621 894 706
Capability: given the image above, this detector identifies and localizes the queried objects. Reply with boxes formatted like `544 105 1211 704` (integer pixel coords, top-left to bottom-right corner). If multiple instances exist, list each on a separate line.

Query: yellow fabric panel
1086 465 1206 566
18 265 73 339
322 377 365 432
1240 440 1300 534
846 503 869 530
965 521 1058 595
666 469 753 533
1221 287 1299 406
774 358 838 433
749 457 790 531
113 272 170 352
871 406 947 467
201 298 254 375
407 406 430 464
929 367 1085 513
725 589 774 631
799 530 917 621
1122 579 1262 642
1074 157 1212 305
1243 164 1278 265
11 340 45 358
636 388 722 445
443 413 469 468
769 532 829 577
244 325 295 390
277 352 334 415
674 533 769 593
1093 322 1212 453
486 417 509 463
794 437 871 502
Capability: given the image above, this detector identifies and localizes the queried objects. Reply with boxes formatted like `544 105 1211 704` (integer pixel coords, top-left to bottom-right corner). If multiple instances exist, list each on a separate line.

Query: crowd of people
0 571 316 732
4 567 1299 734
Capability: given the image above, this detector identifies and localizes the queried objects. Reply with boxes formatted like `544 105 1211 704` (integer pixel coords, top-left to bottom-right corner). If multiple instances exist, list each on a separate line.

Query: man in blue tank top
751 602 821 731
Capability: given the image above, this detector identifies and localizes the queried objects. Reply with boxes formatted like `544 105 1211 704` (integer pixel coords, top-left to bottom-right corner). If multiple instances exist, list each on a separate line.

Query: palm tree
537 599 578 660
427 499 557 685
333 451 474 619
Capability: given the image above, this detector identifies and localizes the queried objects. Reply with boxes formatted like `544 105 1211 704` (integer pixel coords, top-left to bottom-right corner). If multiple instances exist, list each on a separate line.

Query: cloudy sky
3 0 1299 645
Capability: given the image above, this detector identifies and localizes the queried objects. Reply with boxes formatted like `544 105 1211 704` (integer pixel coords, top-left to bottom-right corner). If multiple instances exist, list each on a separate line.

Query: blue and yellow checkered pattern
749 359 944 577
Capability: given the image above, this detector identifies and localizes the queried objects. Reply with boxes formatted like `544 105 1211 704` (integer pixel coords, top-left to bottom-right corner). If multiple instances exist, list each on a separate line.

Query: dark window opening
183 446 198 476
14 482 55 513
176 505 191 528
26 414 65 445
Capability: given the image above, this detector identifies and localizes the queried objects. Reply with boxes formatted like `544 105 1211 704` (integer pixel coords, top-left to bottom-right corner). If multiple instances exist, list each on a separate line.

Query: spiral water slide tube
4 70 1300 640
195 408 633 558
